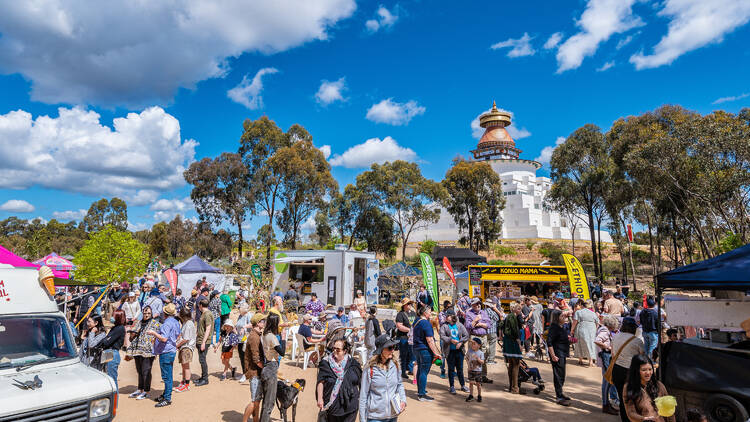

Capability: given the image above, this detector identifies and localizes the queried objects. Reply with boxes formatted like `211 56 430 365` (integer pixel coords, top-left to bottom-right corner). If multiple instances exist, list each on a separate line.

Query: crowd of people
58 273 709 422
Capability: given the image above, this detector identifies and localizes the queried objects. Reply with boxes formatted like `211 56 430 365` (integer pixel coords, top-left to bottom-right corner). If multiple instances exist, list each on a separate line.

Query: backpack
382 319 396 338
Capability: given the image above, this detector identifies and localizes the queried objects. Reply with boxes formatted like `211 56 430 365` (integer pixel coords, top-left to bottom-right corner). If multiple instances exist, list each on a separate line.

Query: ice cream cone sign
38 265 55 296
741 317 750 338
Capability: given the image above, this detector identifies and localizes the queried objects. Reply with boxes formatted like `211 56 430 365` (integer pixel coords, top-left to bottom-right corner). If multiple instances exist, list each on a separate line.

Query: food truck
271 248 379 308
467 254 590 306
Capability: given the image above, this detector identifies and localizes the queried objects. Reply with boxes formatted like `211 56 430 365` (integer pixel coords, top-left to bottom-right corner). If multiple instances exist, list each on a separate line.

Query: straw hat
250 313 266 325
163 303 176 316
530 296 539 304
400 297 414 307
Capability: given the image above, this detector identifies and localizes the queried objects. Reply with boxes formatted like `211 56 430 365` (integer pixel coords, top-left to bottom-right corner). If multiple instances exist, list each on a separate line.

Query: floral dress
127 318 161 358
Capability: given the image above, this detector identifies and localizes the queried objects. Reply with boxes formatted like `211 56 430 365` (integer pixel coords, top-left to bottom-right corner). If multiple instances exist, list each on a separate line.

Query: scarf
323 354 349 410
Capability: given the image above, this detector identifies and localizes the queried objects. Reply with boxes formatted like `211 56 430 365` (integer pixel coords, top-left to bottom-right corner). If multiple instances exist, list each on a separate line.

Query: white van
0 265 117 421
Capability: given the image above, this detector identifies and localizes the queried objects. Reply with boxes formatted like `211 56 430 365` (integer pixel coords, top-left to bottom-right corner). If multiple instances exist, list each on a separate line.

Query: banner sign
627 224 633 243
442 257 456 286
164 269 177 296
419 253 439 311
562 254 590 300
251 264 262 284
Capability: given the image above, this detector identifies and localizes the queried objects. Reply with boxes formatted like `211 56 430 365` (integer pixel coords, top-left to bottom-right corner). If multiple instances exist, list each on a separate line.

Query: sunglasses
333 347 345 352
384 346 395 351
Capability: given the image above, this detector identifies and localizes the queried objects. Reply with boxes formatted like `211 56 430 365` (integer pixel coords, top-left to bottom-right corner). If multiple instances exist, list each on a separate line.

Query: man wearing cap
148 303 180 407
640 297 659 357
333 306 350 327
484 299 503 365
194 299 214 386
395 297 416 379
464 298 493 382
195 287 209 321
242 313 266 422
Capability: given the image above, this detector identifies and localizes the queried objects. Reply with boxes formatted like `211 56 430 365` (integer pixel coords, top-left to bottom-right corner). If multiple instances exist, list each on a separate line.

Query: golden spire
492 100 497 111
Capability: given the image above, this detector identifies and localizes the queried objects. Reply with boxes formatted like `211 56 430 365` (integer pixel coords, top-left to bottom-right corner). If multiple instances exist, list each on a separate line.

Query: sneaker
219 374 226 381
175 383 189 393
477 395 482 403
440 373 446 379
154 400 171 408
152 394 165 402
465 395 474 402
173 382 183 392
556 398 571 407
136 392 149 400
194 379 208 387
418 395 435 402
460 385 470 393
128 390 142 398
449 387 456 395
239 375 247 383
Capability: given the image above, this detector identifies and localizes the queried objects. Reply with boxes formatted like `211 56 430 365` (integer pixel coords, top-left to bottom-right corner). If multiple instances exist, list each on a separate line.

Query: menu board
469 267 483 286
489 282 521 298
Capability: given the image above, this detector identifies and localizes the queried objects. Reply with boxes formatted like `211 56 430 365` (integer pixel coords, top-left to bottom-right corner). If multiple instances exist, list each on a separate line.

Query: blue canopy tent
381 261 422 277
656 243 750 291
174 255 227 294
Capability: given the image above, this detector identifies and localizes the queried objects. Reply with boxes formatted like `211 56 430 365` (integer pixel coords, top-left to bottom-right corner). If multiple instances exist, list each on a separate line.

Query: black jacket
317 356 362 416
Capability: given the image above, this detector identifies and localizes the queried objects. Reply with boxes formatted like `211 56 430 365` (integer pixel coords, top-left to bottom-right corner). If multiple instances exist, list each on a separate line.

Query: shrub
494 244 517 257
526 241 536 251
601 260 624 277
537 242 566 265
631 248 652 264
420 239 437 255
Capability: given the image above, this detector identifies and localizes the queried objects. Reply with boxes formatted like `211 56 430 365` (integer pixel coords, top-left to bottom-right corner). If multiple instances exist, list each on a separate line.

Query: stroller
518 358 545 395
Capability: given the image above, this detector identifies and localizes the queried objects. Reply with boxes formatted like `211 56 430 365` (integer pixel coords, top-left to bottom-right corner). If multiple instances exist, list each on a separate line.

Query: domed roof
478 126 515 146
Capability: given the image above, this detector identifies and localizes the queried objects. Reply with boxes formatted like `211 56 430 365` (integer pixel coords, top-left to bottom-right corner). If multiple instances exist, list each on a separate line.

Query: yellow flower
655 395 677 417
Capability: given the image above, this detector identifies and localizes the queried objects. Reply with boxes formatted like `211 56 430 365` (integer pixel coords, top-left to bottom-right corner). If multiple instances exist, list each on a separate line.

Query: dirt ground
116 344 616 422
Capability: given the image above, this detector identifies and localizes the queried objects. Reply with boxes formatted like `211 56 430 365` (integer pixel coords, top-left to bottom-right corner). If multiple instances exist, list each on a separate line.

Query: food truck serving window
0 316 77 370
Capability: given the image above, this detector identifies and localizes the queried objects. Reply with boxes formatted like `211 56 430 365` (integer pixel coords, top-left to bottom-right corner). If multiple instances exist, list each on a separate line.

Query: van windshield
0 316 77 369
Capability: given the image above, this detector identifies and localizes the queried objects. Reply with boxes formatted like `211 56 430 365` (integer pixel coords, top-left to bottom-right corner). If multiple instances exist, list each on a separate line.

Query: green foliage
525 241 536 251
579 253 593 264
601 260 623 277
494 244 516 257
420 239 437 255
487 259 517 265
84 198 128 232
627 290 644 303
537 242 566 265
631 248 652 264
441 159 505 252
716 233 743 255
632 231 650 245
74 226 148 285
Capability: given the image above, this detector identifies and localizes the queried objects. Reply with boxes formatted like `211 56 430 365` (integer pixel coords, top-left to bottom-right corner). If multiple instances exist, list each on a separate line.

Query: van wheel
704 394 749 422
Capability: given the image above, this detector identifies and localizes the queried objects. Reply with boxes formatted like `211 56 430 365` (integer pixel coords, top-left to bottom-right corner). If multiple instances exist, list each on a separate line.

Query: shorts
250 376 263 402
468 371 483 383
221 351 233 360
178 348 193 364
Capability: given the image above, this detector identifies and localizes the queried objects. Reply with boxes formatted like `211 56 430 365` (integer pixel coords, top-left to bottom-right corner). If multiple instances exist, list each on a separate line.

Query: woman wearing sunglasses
359 334 407 422
316 338 362 422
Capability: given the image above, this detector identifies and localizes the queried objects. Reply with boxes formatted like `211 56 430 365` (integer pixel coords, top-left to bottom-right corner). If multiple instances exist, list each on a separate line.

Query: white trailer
272 249 379 308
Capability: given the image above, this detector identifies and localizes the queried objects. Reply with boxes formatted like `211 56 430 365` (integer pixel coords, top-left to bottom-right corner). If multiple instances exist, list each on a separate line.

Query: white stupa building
414 102 612 242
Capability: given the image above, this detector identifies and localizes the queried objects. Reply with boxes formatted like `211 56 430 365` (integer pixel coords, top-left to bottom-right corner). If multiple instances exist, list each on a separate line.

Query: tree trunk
596 214 604 282
237 219 243 263
646 210 656 276
586 207 600 281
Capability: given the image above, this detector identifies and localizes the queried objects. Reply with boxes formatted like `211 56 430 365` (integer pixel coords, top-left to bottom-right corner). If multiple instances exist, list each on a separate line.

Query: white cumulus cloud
329 136 417 168
315 77 347 105
366 98 425 126
597 61 615 72
52 209 87 221
0 107 197 202
544 32 564 50
227 68 279 109
630 0 750 70
491 32 536 57
0 199 35 213
365 6 399 33
318 145 332 160
0 1 356 107
470 108 532 140
535 136 566 167
712 93 750 105
150 197 194 213
556 0 643 73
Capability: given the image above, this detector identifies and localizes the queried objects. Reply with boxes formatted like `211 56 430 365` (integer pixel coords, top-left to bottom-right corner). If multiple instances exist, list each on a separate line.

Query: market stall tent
174 255 228 294
431 247 486 271
0 244 69 279
33 253 75 278
656 243 750 291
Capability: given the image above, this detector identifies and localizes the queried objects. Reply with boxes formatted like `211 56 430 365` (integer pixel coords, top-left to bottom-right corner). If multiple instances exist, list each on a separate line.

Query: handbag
604 336 636 384
317 410 327 422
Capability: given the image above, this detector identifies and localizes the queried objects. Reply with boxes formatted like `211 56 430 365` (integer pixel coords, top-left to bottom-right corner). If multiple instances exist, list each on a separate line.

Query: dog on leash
276 378 306 422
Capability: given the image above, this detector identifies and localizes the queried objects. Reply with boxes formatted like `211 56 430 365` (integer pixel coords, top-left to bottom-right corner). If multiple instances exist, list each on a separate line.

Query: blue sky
1 0 749 238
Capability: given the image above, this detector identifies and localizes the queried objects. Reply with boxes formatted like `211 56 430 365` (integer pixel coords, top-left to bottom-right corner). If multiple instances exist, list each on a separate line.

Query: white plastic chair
288 325 299 361
352 342 369 366
295 332 318 370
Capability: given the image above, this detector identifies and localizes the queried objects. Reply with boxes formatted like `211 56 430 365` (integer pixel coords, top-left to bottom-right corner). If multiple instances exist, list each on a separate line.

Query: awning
273 255 325 264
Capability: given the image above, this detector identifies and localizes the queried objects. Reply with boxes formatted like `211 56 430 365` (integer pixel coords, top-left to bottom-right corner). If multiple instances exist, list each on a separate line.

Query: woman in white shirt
609 317 645 422
121 291 141 326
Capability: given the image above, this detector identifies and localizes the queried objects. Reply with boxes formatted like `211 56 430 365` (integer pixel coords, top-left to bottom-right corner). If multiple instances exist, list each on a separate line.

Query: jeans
551 355 566 399
486 332 498 363
198 346 209 382
447 348 465 388
598 351 620 407
158 351 176 402
398 338 413 376
105 349 121 391
214 317 222 343
260 360 278 422
134 355 154 392
643 331 659 358
415 348 433 396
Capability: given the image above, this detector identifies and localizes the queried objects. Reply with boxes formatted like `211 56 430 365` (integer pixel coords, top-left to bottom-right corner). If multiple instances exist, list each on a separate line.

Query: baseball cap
128 292 136 298
472 337 482 345
471 297 481 305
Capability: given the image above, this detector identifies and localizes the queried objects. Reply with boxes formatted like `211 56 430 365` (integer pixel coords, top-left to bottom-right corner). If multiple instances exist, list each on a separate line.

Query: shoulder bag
604 335 636 384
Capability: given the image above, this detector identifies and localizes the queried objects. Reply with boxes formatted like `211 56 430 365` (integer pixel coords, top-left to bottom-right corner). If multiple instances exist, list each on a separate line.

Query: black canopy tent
656 243 750 291
431 247 486 272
